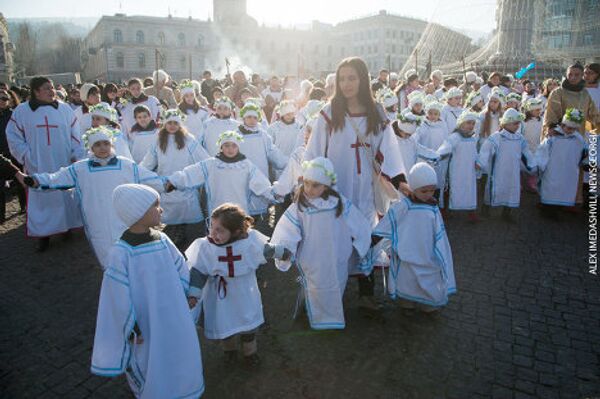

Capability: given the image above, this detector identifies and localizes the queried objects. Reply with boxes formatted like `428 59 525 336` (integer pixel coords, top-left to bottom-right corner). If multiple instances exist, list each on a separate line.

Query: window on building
116 52 124 68
136 30 144 44
393 30 397 39
178 33 186 47
583 33 593 46
180 55 186 70
158 32 166 45
113 29 123 43
138 53 145 68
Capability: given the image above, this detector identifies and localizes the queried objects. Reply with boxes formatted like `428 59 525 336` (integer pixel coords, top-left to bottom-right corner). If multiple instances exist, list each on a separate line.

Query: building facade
0 13 15 83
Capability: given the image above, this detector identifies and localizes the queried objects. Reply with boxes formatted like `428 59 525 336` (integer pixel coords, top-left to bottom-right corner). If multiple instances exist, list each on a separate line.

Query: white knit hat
500 108 525 125
425 99 444 113
376 87 398 108
456 111 480 128
162 108 186 124
466 91 483 108
395 111 422 134
82 126 114 149
404 68 417 80
302 157 337 187
389 72 399 81
465 71 477 83
445 87 463 100
430 70 443 80
408 91 425 108
216 130 244 148
153 69 169 84
561 108 584 129
408 162 438 190
278 100 296 116
506 92 522 103
90 102 118 123
80 83 98 101
489 88 506 105
475 77 484 85
179 79 195 96
113 184 160 227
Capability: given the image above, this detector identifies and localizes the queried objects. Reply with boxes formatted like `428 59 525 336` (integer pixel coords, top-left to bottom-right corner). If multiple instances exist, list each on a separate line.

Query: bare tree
13 22 36 76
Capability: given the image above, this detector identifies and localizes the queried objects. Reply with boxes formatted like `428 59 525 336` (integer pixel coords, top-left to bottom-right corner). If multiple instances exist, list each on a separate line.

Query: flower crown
564 108 584 124
302 160 337 185
397 112 423 126
162 108 186 122
216 130 244 147
82 126 114 148
506 92 522 102
240 103 263 121
179 79 195 90
375 87 396 103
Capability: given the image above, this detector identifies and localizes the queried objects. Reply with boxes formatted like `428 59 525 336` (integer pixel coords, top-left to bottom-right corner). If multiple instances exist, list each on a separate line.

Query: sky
1 0 497 34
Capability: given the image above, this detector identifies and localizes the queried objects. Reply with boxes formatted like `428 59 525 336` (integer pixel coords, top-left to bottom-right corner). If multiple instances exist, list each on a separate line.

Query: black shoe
36 237 50 252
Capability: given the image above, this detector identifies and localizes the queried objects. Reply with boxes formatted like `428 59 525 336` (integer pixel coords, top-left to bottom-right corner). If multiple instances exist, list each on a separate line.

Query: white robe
185 230 267 339
414 119 449 206
74 105 92 133
478 110 500 150
183 107 210 138
478 129 537 207
522 118 543 153
197 116 240 156
441 105 465 135
371 197 456 306
129 127 159 164
267 120 303 157
273 146 305 198
437 132 479 210
91 233 204 399
6 101 84 237
33 156 163 268
141 135 209 224
395 134 439 172
270 196 372 329
168 156 273 219
536 130 587 206
305 104 406 226
111 129 133 160
120 96 161 135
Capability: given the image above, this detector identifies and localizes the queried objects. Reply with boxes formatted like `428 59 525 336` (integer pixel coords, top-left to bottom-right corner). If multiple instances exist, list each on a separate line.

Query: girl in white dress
522 98 544 192
441 87 465 133
89 102 132 160
178 80 210 138
197 96 239 155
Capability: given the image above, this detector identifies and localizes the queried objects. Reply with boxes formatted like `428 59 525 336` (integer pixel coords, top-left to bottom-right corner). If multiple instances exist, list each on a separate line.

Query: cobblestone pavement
0 192 598 399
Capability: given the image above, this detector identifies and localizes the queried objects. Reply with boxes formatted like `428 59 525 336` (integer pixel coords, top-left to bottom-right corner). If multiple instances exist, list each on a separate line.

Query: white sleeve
304 113 328 161
33 164 77 190
342 199 372 258
436 135 456 159
535 138 551 173
249 164 274 201
189 140 210 163
270 205 303 271
379 124 406 178
520 137 537 173
140 143 159 171
264 133 288 170
169 162 206 190
6 109 30 166
134 163 165 192
477 136 496 172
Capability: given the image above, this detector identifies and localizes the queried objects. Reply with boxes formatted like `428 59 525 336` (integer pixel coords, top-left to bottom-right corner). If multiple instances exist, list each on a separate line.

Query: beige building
0 13 15 83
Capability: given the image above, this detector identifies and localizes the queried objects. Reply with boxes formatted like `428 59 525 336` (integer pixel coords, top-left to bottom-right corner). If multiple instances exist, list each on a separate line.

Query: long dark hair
331 57 384 135
29 76 52 102
294 183 343 217
178 97 201 114
158 124 190 153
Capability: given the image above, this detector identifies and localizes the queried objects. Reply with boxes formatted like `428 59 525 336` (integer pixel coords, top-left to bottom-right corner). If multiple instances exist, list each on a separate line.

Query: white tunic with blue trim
33 156 164 268
92 233 204 399
183 107 210 138
267 120 303 157
437 132 479 210
196 116 240 156
141 134 209 224
129 128 159 164
414 119 450 207
270 196 372 329
185 230 267 339
371 197 456 307
395 134 439 172
536 129 587 206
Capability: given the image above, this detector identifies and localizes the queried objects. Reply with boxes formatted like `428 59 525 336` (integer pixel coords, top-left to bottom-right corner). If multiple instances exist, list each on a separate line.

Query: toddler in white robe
24 127 164 269
270 157 372 329
91 184 204 399
267 100 303 158
178 80 210 138
127 105 159 163
391 112 438 172
89 102 133 160
185 203 289 366
441 87 465 134
197 96 240 156
522 98 544 192
368 162 455 312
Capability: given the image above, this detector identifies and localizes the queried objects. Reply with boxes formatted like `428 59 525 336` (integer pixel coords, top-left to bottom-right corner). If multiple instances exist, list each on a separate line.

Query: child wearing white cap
478 108 537 220
522 98 544 192
535 108 588 215
376 87 399 121
271 157 372 329
166 130 274 219
404 91 426 118
74 83 101 132
436 111 481 221
391 112 438 172
91 184 205 398
368 162 455 313
441 87 465 134
197 96 240 156
178 79 211 138
22 126 164 269
267 100 303 158
119 78 161 136
235 102 288 216
141 108 209 249
89 102 133 160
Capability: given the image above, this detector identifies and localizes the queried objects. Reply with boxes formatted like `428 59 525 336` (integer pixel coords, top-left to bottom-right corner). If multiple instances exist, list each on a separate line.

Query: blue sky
2 0 497 33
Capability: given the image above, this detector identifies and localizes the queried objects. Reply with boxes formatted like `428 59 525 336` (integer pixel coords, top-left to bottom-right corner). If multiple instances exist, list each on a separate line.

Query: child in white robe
74 83 100 133
166 131 274 219
128 105 159 163
197 96 239 155
267 100 303 157
375 87 399 121
119 78 161 135
236 102 288 216
441 87 465 134
179 80 210 138
437 111 481 221
23 127 164 269
522 98 544 192
270 157 372 329
478 108 537 220
89 102 132 160
91 184 204 398
185 203 289 366
536 108 588 213
505 92 522 111
141 109 209 248
369 162 455 312
391 112 438 172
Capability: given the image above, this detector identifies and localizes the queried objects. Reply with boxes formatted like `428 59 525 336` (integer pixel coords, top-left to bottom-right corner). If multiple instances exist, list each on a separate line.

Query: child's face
184 93 195 105
488 98 500 112
561 124 576 135
303 179 327 199
282 113 294 123
244 115 258 127
91 115 109 128
138 200 162 228
209 217 236 245
129 83 142 97
216 105 231 118
530 109 541 118
507 101 519 110
412 104 422 114
135 112 152 127
427 109 440 121
460 120 476 133
475 100 484 110
213 91 223 101
503 121 520 133
221 142 239 158
447 97 461 107
87 92 101 106
165 121 180 133
91 140 113 158
413 185 436 202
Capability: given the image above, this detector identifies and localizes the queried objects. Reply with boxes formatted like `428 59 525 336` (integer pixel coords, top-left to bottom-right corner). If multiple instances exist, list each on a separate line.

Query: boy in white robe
236 102 288 216
120 78 161 135
166 131 274 219
23 127 164 268
267 100 303 158
375 87 399 121
185 203 289 366
91 184 204 398
536 108 588 215
179 80 211 138
368 162 455 313
89 102 132 160
437 111 481 221
478 108 537 220
128 105 159 163
197 96 239 155
73 83 101 133
270 157 371 329
441 87 465 134
391 111 438 172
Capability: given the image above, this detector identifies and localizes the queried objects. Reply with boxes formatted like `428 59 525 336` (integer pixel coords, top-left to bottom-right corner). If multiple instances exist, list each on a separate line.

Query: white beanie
445 87 463 100
278 100 296 116
80 83 98 101
500 108 525 125
430 70 443 80
425 99 444 113
153 69 169 84
302 157 337 187
404 68 417 80
408 162 438 190
523 98 543 112
240 103 262 121
82 126 114 149
456 111 480 128
465 71 477 83
112 184 160 227
376 87 398 108
475 77 484 85
216 130 244 148
389 72 399 81
408 91 425 108
90 102 117 123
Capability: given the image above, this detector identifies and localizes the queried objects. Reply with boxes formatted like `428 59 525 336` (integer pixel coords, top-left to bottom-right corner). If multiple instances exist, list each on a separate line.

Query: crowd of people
1 57 599 398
